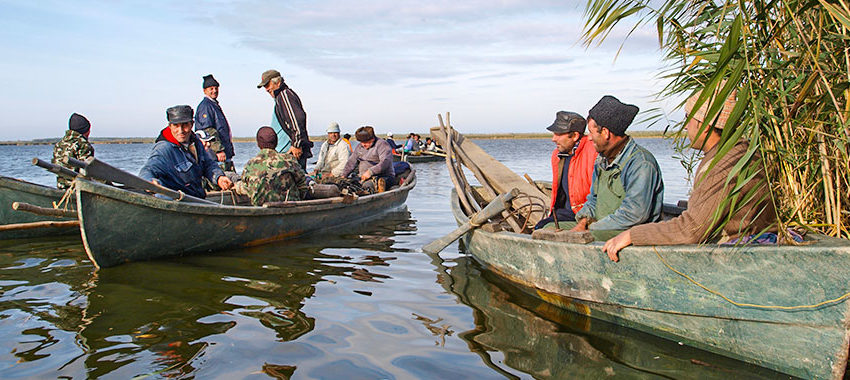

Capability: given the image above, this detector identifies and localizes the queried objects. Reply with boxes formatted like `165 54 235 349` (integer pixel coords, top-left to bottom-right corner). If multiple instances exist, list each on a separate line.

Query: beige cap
686 83 737 130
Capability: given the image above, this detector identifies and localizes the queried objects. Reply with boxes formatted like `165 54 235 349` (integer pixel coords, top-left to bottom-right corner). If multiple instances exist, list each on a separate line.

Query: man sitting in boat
385 132 402 155
240 126 310 205
341 126 395 193
139 105 234 199
534 111 597 229
569 95 665 240
311 122 350 178
52 113 94 189
601 86 777 262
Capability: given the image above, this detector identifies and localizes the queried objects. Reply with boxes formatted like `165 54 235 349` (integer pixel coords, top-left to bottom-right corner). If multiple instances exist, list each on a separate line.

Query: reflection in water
438 252 790 379
0 209 417 378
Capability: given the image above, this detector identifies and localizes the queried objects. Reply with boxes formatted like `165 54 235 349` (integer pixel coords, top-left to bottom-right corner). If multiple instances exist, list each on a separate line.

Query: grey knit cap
588 95 639 136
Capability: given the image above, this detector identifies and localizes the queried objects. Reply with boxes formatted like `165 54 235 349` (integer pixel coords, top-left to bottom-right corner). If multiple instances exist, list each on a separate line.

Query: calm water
0 139 788 379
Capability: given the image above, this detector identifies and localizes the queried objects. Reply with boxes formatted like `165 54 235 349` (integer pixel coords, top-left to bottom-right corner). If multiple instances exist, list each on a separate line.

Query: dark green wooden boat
0 176 78 240
75 171 416 268
450 190 850 379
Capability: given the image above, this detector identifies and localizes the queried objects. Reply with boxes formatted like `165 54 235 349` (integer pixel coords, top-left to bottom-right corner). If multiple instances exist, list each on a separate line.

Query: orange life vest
549 135 597 214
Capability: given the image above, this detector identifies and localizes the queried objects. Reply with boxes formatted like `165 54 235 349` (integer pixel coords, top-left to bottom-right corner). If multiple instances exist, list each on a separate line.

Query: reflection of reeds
583 0 849 238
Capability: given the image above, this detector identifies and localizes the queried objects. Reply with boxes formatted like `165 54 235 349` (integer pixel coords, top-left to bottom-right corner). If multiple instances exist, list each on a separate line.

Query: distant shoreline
0 130 672 145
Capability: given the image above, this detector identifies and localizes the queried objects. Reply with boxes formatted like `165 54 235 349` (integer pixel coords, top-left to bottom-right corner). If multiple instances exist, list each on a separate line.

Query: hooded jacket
549 135 597 214
139 127 224 198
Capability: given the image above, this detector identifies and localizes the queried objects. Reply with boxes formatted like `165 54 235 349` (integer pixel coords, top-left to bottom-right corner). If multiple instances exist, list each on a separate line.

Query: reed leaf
583 0 850 239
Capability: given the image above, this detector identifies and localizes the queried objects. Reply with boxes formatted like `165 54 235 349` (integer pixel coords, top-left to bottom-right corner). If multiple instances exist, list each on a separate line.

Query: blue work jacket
139 128 225 199
195 96 234 159
575 138 665 230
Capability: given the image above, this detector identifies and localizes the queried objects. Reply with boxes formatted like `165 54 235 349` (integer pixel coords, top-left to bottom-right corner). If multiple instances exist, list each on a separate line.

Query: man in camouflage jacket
52 113 94 189
241 127 310 206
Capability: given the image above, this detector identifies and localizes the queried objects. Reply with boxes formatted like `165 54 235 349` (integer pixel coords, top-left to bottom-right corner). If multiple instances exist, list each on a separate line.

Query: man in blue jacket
195 74 235 171
140 105 234 199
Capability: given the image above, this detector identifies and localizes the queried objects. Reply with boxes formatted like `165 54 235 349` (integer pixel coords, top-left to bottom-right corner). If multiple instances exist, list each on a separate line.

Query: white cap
326 122 340 133
387 132 393 137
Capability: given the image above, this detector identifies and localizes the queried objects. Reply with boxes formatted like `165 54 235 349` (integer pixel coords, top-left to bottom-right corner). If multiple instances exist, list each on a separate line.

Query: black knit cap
588 95 639 136
203 74 220 88
69 113 90 134
256 126 277 149
166 105 194 124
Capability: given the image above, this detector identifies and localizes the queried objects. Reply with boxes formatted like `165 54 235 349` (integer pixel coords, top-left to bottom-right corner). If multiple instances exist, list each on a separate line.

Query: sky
0 0 684 140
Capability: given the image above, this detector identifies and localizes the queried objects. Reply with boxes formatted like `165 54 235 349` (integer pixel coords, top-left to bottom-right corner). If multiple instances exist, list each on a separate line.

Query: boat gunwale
73 172 416 217
0 176 67 199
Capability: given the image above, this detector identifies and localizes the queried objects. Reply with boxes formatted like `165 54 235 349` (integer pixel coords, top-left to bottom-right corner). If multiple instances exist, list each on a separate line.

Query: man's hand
217 175 234 190
602 230 632 262
150 179 160 186
360 170 373 182
216 151 226 162
571 218 589 232
289 146 303 158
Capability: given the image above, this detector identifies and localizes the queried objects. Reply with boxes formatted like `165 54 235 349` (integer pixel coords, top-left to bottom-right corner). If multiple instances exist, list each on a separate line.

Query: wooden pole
439 113 475 215
445 113 481 211
0 220 79 232
423 189 519 254
12 202 76 218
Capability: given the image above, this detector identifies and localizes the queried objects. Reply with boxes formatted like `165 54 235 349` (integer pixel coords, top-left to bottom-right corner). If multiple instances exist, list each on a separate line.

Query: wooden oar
65 157 216 205
422 188 519 254
32 158 79 181
420 150 447 157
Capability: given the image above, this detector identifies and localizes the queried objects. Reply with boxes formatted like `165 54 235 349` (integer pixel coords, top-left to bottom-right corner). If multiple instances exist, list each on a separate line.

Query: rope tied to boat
653 246 850 310
53 184 76 212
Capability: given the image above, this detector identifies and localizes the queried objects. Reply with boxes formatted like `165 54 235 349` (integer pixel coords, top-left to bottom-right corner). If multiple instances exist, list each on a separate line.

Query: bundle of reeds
583 0 850 239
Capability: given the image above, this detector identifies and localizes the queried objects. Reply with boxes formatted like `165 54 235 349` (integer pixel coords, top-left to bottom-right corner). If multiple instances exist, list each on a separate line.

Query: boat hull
0 177 77 240
451 191 850 379
76 174 415 268
394 154 443 163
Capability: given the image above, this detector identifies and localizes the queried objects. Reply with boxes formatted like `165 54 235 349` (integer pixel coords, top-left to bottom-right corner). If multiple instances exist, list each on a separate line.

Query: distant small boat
450 189 850 379
75 170 416 268
0 176 78 240
393 152 444 163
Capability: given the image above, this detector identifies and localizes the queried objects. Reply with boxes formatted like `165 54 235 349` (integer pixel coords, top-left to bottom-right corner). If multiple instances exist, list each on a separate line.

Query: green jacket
52 130 94 189
241 149 309 206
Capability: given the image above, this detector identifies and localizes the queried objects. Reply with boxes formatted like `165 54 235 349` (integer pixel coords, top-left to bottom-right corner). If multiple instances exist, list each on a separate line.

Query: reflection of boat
393 153 443 163
0 176 77 239
442 254 786 379
1 209 416 378
74 170 415 268
450 191 850 379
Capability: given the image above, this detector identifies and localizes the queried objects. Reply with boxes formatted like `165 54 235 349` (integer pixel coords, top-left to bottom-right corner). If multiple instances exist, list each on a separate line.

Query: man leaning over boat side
569 95 665 240
601 87 777 262
52 113 94 189
341 126 395 193
311 122 350 178
534 111 598 230
239 126 310 206
258 69 314 171
139 105 233 199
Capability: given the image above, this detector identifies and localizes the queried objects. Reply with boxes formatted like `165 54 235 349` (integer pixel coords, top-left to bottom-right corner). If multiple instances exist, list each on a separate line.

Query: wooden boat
450 190 850 379
0 176 78 240
393 152 444 163
74 171 416 268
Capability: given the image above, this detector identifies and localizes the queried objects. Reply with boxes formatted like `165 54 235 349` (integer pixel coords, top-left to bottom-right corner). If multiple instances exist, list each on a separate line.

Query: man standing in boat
52 113 94 189
534 111 597 229
139 105 233 199
240 126 310 205
601 86 777 261
570 95 665 240
195 74 235 171
258 69 313 171
311 122 350 178
341 126 395 193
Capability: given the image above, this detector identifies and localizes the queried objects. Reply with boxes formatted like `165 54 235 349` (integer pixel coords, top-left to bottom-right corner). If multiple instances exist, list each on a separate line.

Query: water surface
0 139 788 379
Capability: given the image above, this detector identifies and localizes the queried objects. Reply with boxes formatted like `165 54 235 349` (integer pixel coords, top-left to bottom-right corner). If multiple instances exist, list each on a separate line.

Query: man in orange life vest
534 111 598 229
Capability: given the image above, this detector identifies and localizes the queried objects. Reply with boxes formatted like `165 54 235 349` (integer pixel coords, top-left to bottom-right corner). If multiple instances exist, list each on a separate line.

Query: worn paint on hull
76 174 415 268
451 190 850 379
0 176 78 240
